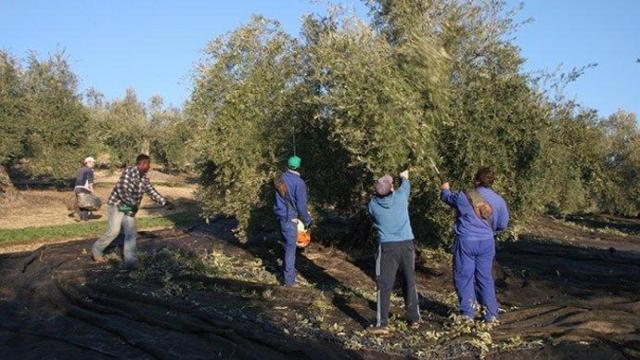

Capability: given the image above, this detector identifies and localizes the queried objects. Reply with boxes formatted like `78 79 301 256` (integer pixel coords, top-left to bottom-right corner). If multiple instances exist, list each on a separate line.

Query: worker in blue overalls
273 155 312 286
440 167 509 322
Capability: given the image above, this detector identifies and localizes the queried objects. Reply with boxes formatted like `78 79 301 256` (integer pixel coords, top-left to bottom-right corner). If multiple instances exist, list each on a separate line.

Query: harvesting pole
428 157 445 184
292 123 296 156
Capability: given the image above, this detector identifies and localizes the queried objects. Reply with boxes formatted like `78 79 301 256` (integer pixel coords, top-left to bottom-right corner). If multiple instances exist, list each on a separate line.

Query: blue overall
273 170 312 285
441 187 509 320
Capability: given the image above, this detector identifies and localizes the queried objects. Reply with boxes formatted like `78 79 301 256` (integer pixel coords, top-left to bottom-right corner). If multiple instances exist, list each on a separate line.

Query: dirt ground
0 214 638 359
0 170 198 230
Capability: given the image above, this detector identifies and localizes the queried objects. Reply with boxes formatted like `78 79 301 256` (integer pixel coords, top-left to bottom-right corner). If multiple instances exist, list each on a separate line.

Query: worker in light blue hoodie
367 170 421 336
440 167 509 322
273 155 312 287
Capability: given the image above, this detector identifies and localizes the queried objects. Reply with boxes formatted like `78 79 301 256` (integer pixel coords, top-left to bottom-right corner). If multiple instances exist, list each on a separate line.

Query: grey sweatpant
375 240 421 326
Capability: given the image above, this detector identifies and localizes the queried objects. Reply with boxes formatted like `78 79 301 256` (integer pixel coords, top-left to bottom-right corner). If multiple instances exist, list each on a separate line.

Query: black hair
474 167 495 188
136 154 151 164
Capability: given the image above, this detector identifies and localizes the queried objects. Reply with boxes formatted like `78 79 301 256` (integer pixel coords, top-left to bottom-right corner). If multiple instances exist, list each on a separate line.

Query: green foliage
298 10 451 242
191 2 640 243
2 1 639 245
90 88 148 167
148 96 198 171
598 110 640 216
188 16 305 235
0 51 26 165
5 53 89 178
541 106 607 214
1 50 197 185
0 211 199 247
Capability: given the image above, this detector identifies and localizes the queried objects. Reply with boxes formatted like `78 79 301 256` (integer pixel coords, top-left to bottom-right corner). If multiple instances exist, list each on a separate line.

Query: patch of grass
0 211 200 247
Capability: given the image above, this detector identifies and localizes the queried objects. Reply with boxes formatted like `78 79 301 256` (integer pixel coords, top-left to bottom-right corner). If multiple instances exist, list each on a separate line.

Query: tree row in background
1 0 639 245
0 50 197 191
187 0 640 245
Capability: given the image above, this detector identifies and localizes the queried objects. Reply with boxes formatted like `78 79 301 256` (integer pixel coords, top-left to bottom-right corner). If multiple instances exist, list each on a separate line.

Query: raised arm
396 170 410 198
440 182 458 208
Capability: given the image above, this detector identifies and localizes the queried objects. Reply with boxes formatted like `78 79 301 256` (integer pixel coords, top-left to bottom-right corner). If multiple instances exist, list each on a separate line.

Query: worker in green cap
273 155 312 286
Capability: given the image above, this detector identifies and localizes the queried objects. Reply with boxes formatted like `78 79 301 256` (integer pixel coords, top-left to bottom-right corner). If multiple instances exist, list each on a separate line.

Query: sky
1 0 638 117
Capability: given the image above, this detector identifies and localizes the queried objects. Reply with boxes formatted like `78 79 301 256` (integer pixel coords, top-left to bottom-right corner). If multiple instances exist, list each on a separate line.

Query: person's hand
400 170 409 179
441 182 450 190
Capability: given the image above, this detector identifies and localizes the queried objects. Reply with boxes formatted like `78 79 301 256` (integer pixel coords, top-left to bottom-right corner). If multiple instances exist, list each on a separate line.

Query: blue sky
1 1 638 117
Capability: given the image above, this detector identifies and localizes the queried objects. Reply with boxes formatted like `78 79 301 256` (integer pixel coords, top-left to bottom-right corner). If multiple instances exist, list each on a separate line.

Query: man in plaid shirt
91 154 172 268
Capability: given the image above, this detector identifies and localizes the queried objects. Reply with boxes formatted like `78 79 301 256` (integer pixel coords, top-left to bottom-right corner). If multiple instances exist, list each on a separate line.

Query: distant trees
1 1 639 240
0 50 91 184
0 52 23 199
88 88 148 167
148 95 198 172
0 51 195 198
85 89 197 170
598 110 640 216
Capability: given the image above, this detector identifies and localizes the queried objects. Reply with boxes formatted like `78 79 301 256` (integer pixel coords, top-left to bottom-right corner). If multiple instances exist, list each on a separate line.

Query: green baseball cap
288 155 301 170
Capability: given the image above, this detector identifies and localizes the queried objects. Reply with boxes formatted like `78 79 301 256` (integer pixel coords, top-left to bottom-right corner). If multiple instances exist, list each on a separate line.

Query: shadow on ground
0 214 638 359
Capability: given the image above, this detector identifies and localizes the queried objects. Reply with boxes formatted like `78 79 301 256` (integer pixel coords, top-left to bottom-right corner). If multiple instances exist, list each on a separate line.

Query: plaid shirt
107 166 166 207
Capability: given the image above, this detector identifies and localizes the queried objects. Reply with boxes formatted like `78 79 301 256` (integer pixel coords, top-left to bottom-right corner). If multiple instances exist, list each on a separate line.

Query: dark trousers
375 240 421 326
279 219 297 285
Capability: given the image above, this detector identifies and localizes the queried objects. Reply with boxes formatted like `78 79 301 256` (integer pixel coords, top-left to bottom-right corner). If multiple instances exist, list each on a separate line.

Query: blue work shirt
368 179 415 243
74 166 94 191
273 170 312 226
441 186 509 241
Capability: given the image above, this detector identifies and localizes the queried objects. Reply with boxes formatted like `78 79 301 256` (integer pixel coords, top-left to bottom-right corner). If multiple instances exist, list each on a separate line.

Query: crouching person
440 167 509 322
91 154 171 268
273 155 312 287
74 156 97 221
367 170 421 336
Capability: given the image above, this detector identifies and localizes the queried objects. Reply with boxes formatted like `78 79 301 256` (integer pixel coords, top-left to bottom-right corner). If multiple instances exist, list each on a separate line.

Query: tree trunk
0 165 19 202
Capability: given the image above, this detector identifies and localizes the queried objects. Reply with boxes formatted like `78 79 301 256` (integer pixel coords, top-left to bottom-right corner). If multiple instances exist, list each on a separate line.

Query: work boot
91 254 107 264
